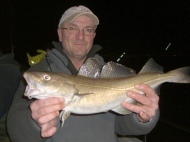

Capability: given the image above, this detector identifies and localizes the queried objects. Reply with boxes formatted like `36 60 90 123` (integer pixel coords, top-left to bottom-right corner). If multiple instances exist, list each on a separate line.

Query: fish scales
23 58 190 126
64 72 175 113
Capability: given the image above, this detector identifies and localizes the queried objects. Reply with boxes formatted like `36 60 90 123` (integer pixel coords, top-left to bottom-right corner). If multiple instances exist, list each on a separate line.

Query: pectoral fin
111 106 132 115
72 93 93 102
59 110 71 127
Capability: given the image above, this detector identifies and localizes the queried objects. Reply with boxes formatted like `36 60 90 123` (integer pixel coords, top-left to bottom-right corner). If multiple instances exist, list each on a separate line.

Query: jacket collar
52 41 102 75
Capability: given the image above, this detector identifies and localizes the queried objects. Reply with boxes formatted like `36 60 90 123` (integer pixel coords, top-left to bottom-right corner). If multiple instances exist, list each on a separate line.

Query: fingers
131 84 159 110
137 111 152 122
121 83 159 122
127 90 151 106
41 126 57 138
121 101 153 116
30 97 65 120
30 97 65 137
135 84 159 102
31 97 65 111
36 111 59 125
41 119 57 137
121 101 155 122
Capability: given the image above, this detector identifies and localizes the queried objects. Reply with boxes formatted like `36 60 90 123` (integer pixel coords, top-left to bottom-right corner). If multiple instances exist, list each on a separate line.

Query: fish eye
43 74 51 80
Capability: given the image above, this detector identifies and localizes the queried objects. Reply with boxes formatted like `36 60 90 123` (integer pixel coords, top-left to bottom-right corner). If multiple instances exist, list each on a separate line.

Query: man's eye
86 29 93 33
69 27 76 30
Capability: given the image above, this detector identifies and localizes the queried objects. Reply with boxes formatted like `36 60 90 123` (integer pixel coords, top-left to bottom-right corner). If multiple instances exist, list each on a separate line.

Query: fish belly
64 89 131 114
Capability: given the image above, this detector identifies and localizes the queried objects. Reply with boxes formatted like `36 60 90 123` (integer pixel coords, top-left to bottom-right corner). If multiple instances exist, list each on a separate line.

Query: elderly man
7 5 159 142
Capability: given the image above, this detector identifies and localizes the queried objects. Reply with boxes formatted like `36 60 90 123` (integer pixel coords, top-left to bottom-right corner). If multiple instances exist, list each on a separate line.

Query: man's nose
77 30 85 40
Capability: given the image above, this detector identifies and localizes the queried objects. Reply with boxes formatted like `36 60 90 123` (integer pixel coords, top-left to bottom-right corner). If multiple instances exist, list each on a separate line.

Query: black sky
1 0 190 66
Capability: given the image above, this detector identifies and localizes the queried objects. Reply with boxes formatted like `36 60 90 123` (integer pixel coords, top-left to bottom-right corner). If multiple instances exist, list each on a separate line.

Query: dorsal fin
139 58 163 74
100 62 136 78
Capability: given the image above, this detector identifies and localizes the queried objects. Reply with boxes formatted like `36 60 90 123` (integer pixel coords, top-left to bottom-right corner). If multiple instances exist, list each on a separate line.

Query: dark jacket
0 53 21 118
0 53 21 141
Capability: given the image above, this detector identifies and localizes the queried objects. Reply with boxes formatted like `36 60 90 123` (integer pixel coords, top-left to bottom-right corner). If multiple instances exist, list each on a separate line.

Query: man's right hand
30 97 65 137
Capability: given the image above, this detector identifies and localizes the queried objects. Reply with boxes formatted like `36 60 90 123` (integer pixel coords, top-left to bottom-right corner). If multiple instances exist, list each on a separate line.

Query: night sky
1 0 190 67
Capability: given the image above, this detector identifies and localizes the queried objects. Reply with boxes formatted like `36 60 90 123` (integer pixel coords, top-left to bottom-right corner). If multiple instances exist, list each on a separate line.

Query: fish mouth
24 85 40 98
23 73 52 99
23 73 41 98
24 84 41 98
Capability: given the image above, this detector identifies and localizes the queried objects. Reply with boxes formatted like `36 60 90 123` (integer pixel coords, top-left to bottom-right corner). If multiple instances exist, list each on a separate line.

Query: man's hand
121 83 159 122
30 97 65 137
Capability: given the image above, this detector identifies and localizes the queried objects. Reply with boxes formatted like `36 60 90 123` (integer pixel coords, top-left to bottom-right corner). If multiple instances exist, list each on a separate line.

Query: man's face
57 15 96 60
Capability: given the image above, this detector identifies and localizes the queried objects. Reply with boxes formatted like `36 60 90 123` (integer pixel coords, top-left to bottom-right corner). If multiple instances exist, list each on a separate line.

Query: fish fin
59 110 70 127
167 67 190 83
100 62 136 78
72 93 93 102
77 93 93 96
153 85 161 95
139 58 163 74
111 106 132 115
78 58 101 78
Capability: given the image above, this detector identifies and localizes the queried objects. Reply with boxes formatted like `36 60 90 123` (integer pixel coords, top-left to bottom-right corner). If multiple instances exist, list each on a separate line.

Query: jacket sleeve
7 78 48 142
115 109 160 136
0 64 21 118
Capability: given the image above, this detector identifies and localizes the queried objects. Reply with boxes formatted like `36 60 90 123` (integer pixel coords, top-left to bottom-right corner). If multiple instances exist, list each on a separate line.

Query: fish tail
168 67 190 83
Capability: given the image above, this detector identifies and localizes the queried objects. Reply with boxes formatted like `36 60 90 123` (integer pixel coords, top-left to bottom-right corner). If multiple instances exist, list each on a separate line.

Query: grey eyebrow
67 23 95 29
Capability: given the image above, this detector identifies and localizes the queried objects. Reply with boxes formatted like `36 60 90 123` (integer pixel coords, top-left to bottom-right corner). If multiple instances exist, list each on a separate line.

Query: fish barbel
23 58 190 125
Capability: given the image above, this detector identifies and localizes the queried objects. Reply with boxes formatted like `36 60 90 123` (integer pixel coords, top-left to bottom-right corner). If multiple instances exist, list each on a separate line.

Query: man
7 5 159 142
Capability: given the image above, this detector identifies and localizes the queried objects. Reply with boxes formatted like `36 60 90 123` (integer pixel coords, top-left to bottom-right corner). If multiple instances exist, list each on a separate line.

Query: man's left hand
121 83 159 123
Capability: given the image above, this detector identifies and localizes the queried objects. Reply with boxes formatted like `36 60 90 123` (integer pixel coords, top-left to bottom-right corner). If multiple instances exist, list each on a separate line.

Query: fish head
23 71 76 100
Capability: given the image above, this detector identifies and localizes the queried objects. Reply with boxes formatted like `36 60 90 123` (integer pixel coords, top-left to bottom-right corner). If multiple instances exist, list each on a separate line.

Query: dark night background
1 0 190 141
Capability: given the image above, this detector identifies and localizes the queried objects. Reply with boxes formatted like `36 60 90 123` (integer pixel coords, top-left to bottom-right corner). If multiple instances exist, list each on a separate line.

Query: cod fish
23 58 190 125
